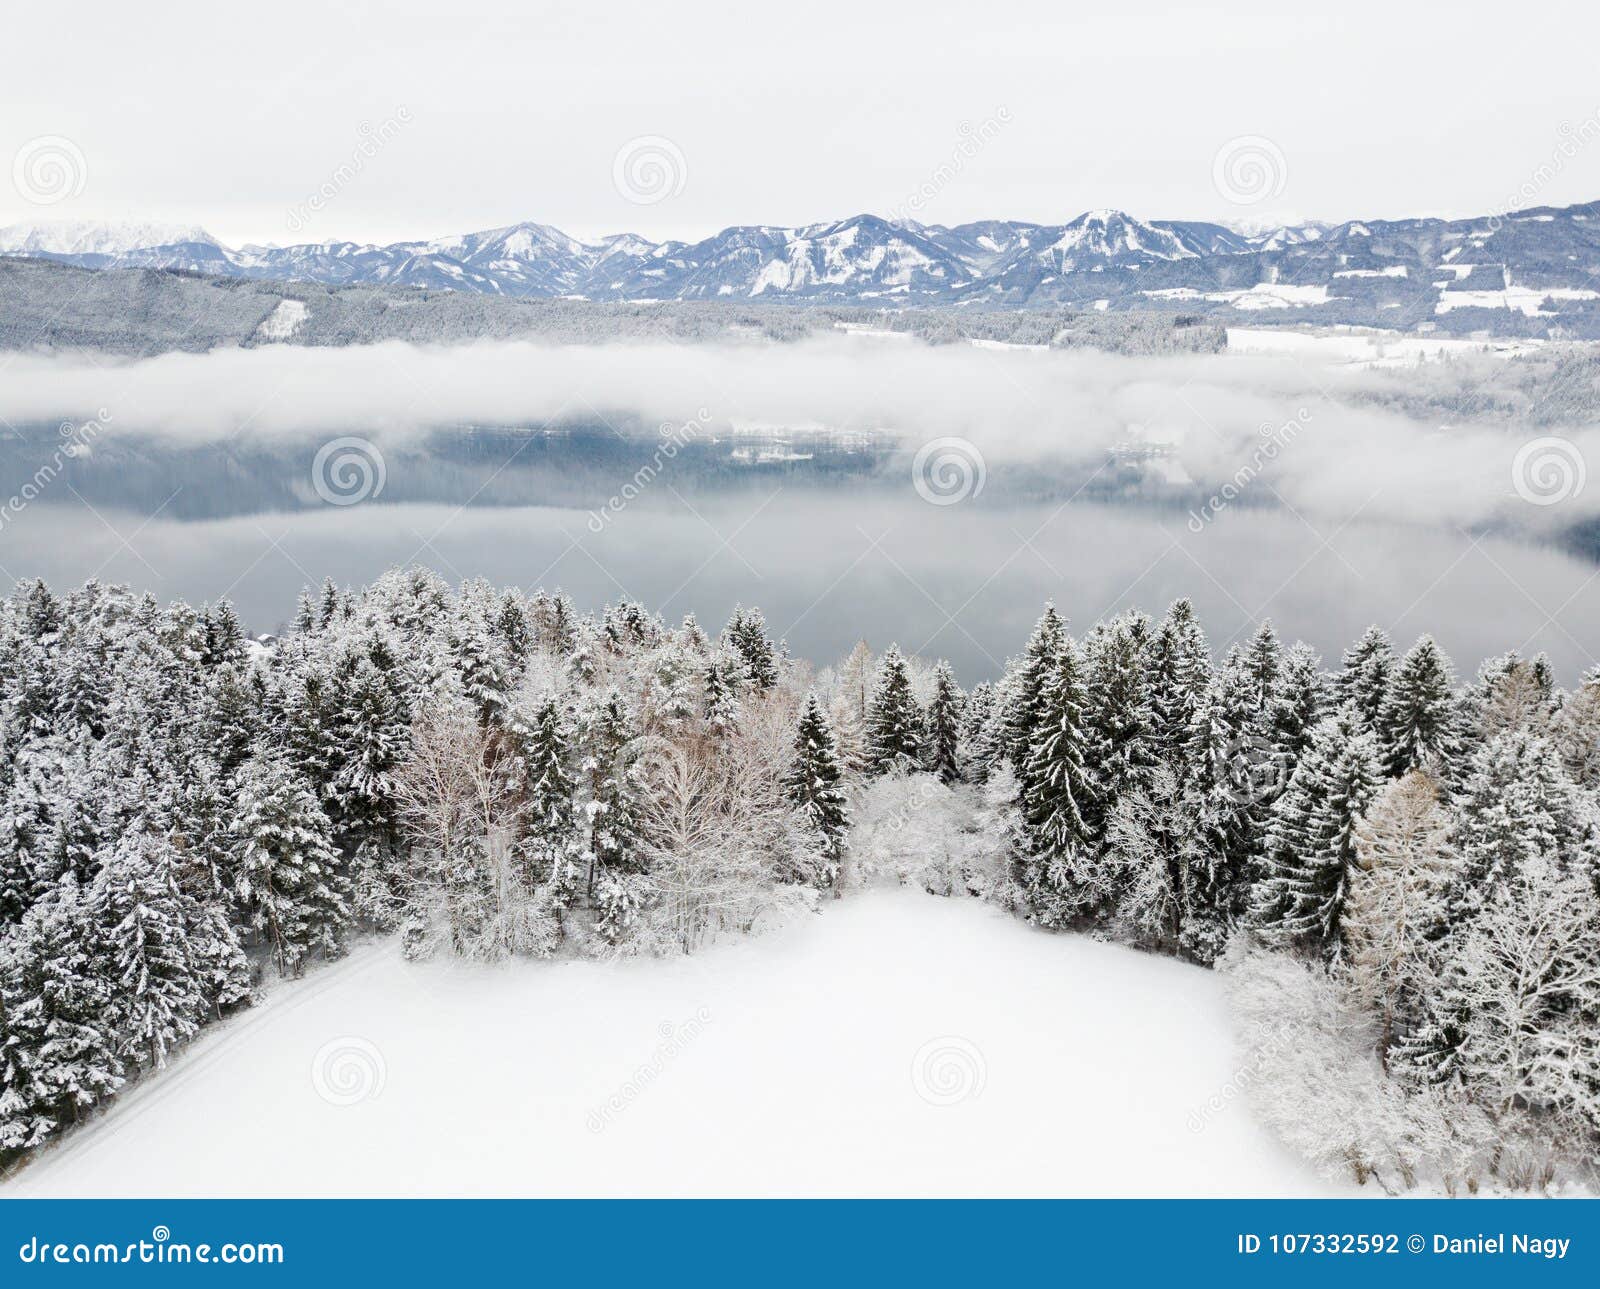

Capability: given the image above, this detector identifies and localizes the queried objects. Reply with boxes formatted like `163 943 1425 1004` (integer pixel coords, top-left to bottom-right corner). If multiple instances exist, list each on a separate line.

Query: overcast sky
3 0 1597 247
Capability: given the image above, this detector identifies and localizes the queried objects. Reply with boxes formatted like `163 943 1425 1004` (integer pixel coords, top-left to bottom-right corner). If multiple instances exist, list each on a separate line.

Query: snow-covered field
7 890 1330 1198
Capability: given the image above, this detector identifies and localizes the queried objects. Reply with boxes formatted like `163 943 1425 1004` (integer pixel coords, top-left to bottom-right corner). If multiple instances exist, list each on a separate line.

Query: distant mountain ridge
4 199 1600 335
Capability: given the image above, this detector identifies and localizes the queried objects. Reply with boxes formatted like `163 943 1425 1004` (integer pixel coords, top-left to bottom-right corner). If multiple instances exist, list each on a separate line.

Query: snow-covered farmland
7 890 1329 1198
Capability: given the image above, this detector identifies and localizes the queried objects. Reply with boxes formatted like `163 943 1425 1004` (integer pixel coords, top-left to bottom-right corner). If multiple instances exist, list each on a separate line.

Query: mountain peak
0 219 222 257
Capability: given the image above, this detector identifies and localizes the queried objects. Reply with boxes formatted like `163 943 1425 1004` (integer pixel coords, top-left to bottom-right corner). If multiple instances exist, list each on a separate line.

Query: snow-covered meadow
7 889 1326 1198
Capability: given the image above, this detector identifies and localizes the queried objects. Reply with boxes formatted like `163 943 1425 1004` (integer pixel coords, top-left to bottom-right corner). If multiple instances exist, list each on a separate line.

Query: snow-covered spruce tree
1176 652 1264 964
864 644 923 776
1340 625 1395 737
0 878 123 1159
1143 598 1212 784
230 750 351 976
956 680 995 783
325 646 410 925
518 695 582 904
1344 769 1458 1063
1082 611 1154 845
1239 620 1283 718
1249 708 1384 961
1377 636 1462 779
1002 604 1065 768
86 831 211 1071
785 694 849 888
1266 642 1329 789
921 661 964 785
1016 637 1097 927
576 690 648 941
702 652 744 737
722 605 779 691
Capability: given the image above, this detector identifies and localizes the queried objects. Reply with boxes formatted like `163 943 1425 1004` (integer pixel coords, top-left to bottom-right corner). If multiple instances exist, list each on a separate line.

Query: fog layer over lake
6 491 1596 685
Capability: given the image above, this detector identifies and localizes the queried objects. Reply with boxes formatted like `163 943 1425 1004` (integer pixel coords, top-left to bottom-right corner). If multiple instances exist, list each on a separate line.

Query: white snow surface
6 889 1332 1198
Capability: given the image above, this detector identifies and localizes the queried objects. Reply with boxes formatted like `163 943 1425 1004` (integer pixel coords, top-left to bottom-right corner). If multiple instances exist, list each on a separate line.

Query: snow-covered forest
2 570 1598 1194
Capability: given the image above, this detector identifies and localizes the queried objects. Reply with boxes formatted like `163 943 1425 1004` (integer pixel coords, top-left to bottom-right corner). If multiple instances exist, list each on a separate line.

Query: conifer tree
864 644 922 775
1143 598 1211 781
922 661 964 784
1177 655 1262 964
957 681 996 782
1003 604 1065 767
87 832 210 1070
231 752 351 975
785 694 849 888
1082 611 1154 840
1250 709 1384 960
0 879 123 1156
722 606 779 691
521 696 581 900
1340 625 1395 735
1377 636 1462 778
1017 639 1097 926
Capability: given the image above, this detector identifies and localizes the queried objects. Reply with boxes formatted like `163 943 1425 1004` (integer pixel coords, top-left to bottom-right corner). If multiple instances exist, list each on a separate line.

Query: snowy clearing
6 890 1330 1198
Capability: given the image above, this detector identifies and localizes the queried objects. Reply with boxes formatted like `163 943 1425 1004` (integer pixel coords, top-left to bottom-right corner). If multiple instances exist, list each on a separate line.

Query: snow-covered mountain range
4 200 1600 333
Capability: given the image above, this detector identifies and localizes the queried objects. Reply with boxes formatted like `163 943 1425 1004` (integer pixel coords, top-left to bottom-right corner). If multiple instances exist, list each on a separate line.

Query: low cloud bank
0 335 1592 534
